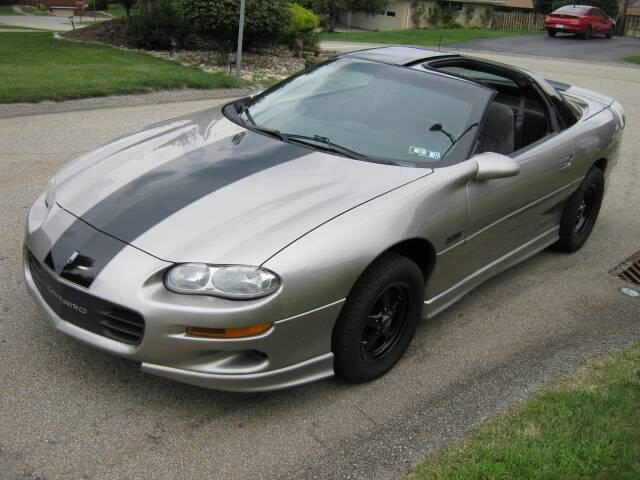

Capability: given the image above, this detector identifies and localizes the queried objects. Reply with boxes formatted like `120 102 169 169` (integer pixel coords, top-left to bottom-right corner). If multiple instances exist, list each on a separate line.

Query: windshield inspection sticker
409 146 441 160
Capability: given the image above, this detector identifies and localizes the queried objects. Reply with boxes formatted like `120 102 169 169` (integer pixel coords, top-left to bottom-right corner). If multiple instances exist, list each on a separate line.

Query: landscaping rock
61 22 335 84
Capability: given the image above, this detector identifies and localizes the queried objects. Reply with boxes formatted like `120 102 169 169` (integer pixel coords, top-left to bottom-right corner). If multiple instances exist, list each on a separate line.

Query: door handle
559 154 572 170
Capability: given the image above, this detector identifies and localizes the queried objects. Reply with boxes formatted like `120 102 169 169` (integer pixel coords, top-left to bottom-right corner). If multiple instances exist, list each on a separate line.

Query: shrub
287 3 320 46
126 0 188 49
551 0 618 17
288 3 320 34
180 0 291 48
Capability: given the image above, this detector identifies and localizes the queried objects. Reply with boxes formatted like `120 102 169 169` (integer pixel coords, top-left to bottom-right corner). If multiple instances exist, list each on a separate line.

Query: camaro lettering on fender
46 284 88 314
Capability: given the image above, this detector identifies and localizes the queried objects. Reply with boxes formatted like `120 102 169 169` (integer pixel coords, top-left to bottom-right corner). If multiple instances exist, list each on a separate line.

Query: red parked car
545 5 616 39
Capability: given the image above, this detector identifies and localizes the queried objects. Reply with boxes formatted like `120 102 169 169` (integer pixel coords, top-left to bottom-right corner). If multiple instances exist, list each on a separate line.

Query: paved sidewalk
0 13 81 31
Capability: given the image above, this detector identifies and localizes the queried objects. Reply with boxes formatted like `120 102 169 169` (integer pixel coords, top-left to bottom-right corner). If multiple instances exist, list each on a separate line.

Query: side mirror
473 152 520 181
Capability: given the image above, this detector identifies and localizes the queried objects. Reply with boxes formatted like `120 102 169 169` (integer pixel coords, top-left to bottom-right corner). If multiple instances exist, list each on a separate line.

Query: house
22 0 84 16
340 0 533 30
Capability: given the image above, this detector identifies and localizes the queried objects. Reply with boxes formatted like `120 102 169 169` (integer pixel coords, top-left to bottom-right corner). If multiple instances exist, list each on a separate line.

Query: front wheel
606 27 614 38
332 253 424 383
553 167 604 253
547 29 557 37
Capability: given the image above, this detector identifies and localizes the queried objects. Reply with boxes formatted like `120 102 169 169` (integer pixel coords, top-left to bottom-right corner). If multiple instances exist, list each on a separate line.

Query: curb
0 88 254 119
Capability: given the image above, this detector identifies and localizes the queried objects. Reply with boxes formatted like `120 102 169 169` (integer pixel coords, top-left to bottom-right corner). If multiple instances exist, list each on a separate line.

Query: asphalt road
449 33 640 63
1 53 640 480
321 33 640 64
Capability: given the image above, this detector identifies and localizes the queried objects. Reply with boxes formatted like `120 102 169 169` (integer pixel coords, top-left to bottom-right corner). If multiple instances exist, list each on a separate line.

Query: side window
430 61 560 154
553 95 581 129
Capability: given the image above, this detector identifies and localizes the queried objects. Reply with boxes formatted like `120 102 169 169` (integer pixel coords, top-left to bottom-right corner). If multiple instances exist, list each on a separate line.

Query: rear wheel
553 167 604 253
332 253 424 383
583 25 592 39
547 29 557 37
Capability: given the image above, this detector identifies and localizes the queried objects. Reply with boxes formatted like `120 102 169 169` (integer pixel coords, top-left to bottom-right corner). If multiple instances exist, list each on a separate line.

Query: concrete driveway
1 53 640 480
449 33 640 63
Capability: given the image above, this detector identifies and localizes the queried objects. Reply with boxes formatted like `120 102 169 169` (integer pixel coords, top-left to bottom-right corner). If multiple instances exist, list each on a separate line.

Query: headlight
164 263 281 299
44 178 56 208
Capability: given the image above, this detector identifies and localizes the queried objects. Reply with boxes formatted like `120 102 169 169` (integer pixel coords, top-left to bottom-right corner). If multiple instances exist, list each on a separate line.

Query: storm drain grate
611 251 640 286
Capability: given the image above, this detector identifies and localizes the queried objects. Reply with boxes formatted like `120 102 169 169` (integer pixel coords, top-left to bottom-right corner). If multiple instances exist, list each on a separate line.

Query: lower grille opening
28 249 145 346
99 309 145 345
611 251 640 286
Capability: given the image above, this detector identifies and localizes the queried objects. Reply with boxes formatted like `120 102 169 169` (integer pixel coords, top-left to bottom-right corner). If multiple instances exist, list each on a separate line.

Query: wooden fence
491 9 640 37
490 11 546 31
624 15 640 38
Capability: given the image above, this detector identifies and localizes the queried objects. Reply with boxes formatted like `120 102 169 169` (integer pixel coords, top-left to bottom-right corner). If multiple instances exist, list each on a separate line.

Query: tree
313 0 387 32
119 0 137 16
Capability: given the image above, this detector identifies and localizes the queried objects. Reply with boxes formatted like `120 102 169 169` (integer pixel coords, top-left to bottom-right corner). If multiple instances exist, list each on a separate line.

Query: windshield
553 5 589 14
237 58 493 167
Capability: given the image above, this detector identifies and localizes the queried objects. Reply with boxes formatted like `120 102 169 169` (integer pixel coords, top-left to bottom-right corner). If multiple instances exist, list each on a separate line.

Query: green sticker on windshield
409 146 441 160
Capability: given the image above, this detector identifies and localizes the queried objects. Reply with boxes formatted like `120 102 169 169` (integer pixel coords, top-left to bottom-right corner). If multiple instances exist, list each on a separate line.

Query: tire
553 167 604 253
605 27 614 38
583 25 592 39
332 252 424 383
547 29 557 37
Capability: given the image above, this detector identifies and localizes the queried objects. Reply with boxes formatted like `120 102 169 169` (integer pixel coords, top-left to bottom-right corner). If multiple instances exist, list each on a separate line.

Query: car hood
53 107 431 265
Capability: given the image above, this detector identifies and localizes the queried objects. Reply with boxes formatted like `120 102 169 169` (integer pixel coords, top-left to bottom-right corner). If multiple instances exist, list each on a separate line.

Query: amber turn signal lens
186 323 272 338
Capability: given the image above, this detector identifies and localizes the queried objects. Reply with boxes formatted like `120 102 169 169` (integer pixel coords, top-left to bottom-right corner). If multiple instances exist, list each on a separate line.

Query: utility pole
619 0 631 35
236 0 246 82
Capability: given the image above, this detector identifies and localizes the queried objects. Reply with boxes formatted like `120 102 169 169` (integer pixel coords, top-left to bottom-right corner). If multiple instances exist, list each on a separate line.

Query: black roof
342 46 456 66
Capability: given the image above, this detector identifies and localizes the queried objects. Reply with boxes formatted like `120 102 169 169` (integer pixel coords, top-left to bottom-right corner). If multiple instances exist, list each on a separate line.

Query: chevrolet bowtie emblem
66 250 80 266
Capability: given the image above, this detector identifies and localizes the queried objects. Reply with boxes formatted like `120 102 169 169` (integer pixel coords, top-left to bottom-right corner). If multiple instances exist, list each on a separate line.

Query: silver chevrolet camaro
24 47 624 392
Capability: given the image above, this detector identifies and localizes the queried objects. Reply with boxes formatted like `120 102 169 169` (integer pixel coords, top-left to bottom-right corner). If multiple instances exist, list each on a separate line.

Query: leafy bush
180 0 291 48
287 3 320 45
87 0 109 11
288 3 320 34
126 0 188 49
551 0 618 17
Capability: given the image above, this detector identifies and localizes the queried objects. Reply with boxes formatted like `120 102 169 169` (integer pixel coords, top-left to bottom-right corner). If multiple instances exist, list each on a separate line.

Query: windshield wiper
232 101 398 165
284 134 370 161
235 101 288 142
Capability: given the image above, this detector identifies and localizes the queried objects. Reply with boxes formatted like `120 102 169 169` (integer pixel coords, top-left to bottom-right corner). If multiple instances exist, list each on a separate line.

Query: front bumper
24 198 344 392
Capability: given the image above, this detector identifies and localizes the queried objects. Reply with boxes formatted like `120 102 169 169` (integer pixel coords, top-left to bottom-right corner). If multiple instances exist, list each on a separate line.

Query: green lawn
0 5 21 15
625 55 640 65
0 23 52 31
0 32 244 103
407 343 640 480
321 28 539 47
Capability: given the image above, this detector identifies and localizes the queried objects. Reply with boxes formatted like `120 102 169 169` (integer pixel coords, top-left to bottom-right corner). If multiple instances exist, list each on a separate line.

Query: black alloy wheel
360 283 409 363
553 167 604 253
574 183 596 234
332 252 424 383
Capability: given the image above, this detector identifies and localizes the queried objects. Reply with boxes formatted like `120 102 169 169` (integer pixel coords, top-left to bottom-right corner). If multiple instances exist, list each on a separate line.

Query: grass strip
407 343 640 480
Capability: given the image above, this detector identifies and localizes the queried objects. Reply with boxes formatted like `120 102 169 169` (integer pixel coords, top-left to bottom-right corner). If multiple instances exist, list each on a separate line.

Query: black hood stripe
46 131 309 288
